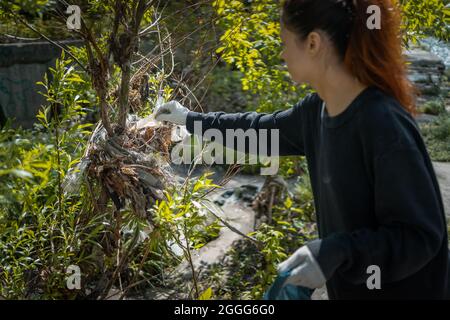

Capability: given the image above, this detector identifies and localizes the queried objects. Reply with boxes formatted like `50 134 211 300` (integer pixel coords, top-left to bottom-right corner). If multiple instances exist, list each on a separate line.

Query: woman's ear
306 31 322 57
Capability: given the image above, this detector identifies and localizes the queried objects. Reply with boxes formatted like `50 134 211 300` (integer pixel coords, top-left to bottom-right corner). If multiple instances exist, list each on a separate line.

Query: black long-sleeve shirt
185 85 449 299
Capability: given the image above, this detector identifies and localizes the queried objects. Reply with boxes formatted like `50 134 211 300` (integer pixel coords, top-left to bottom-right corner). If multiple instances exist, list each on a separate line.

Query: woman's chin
293 78 309 87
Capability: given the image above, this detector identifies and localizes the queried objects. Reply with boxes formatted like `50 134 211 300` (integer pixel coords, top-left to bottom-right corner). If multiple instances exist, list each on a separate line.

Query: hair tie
336 0 356 39
337 0 355 16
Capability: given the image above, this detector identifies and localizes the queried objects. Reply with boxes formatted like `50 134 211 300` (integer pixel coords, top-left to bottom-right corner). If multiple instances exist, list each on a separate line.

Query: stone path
173 175 265 282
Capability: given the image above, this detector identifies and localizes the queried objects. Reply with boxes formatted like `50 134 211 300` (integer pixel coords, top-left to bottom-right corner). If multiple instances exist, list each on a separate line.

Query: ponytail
344 0 417 115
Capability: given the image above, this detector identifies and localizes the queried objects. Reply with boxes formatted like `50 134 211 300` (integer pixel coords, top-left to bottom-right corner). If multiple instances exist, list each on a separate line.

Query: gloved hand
154 100 189 125
277 239 327 289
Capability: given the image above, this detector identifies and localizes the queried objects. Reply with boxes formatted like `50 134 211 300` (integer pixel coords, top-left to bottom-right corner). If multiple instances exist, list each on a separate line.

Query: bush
0 52 223 299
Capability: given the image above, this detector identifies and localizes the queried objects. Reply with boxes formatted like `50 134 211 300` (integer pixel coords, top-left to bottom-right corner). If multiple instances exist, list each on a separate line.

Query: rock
240 184 259 192
421 37 450 69
415 113 439 124
234 184 259 203
221 189 235 199
214 199 225 206
404 47 446 100
143 286 182 299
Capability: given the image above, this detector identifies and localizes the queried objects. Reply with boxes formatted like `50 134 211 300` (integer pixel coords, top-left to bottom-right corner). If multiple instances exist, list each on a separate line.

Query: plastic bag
135 94 165 130
263 270 314 300
62 157 90 196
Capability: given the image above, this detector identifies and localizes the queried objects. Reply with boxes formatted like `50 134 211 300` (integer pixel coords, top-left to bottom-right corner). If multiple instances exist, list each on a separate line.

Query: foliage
0 51 222 299
151 172 222 299
0 53 94 298
0 0 55 17
418 99 447 116
400 0 450 44
246 175 317 299
0 1 70 41
212 0 306 114
420 112 450 162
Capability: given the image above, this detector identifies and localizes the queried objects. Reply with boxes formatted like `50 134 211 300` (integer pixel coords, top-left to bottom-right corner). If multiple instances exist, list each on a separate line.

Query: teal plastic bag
263 270 314 300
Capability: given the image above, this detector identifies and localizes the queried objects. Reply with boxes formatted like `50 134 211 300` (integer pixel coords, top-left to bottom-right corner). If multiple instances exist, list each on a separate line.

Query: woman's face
280 24 329 86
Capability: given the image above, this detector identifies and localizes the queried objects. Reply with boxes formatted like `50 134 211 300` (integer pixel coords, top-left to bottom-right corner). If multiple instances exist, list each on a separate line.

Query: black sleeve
316 144 446 285
185 95 314 157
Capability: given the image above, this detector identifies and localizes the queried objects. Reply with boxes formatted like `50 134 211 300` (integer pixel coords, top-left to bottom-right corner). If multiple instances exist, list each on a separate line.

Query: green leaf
0 169 33 179
198 287 213 300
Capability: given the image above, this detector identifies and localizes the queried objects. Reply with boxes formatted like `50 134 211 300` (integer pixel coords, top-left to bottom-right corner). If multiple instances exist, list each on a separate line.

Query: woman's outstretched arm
184 94 316 157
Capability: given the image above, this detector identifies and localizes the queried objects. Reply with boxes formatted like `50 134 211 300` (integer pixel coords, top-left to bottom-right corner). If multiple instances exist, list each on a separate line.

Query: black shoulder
357 88 421 156
293 92 321 114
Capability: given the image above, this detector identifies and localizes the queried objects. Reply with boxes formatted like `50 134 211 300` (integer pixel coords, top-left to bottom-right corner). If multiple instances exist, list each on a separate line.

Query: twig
0 33 41 41
183 221 200 299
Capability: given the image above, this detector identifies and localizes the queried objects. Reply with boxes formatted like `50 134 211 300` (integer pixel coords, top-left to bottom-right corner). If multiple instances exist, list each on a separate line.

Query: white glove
277 239 327 289
154 100 189 125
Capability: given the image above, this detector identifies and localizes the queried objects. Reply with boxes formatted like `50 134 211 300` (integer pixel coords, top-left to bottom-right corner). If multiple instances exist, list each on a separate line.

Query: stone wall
0 40 82 128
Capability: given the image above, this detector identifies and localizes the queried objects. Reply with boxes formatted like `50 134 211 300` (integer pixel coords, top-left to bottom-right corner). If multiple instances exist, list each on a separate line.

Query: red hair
344 0 417 115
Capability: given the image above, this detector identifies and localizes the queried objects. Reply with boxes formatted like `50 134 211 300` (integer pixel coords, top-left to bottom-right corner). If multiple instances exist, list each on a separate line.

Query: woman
154 0 449 299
